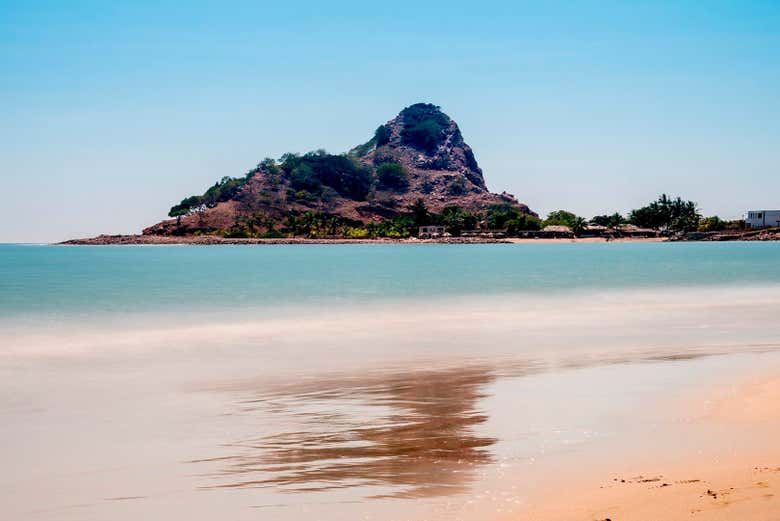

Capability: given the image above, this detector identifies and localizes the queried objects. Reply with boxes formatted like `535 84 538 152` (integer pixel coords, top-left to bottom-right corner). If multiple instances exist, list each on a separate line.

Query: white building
745 210 780 229
745 210 780 228
418 226 446 238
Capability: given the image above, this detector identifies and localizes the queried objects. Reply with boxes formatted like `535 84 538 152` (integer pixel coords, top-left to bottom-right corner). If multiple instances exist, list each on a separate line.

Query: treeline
218 200 538 239
550 194 742 234
201 193 745 239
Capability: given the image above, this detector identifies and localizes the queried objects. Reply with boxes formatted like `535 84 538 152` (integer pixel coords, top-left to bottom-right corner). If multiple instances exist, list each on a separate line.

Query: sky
1 0 779 242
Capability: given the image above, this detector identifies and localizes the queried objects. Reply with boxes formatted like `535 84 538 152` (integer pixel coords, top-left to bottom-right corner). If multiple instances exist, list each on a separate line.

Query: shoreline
56 231 780 245
58 234 670 245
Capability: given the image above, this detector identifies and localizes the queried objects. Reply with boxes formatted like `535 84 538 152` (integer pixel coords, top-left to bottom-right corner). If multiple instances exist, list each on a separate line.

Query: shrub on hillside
376 162 409 191
282 151 372 200
375 125 392 146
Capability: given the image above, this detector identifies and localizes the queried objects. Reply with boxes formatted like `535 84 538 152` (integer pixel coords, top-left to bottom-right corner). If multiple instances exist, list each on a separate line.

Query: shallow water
1 243 780 520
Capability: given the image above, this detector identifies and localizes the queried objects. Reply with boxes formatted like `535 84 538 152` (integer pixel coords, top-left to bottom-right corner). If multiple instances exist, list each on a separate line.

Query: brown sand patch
516 374 780 521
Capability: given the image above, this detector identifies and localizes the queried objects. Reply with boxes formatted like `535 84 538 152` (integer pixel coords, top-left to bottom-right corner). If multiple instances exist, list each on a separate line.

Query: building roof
618 224 656 233
542 225 572 233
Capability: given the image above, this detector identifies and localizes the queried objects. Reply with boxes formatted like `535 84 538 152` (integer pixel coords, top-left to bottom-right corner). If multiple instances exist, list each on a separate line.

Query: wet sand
2 287 780 520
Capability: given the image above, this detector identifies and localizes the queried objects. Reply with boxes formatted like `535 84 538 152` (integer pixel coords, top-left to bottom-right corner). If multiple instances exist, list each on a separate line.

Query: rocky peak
363 103 487 191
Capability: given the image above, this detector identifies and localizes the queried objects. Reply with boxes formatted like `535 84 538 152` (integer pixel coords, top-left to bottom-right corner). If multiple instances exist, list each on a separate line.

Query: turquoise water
2 242 780 322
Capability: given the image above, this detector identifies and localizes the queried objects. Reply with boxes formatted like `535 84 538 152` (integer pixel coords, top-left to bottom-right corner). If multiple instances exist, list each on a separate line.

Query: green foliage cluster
543 210 578 228
587 195 744 235
281 150 372 200
226 212 281 238
257 157 281 177
207 196 544 240
542 210 587 234
344 199 454 239
281 212 354 238
375 162 409 191
487 204 542 233
375 125 392 146
399 103 449 152
168 174 254 217
698 216 725 232
628 194 701 232
697 215 748 233
590 213 626 228
439 206 479 236
364 216 415 239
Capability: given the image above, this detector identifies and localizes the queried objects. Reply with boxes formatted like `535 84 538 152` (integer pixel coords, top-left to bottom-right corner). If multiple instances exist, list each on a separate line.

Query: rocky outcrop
364 103 487 190
143 103 535 237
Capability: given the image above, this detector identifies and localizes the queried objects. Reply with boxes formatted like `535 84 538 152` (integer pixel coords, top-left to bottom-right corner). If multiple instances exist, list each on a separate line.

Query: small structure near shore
418 226 446 238
539 225 574 238
580 224 610 238
461 229 507 238
616 224 659 238
746 210 780 229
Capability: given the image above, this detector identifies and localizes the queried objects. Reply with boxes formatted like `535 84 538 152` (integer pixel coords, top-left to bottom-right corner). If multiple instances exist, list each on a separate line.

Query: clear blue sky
2 0 779 242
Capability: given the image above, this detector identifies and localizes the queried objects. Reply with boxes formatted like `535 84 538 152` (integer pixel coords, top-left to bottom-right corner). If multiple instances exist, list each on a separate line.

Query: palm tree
571 217 587 236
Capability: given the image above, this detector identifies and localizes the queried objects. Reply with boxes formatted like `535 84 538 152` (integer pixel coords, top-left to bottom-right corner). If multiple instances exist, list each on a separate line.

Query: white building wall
746 210 780 228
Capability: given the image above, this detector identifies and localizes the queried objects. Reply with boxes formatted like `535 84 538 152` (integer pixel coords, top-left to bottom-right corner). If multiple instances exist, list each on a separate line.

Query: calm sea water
2 242 780 521
2 242 780 321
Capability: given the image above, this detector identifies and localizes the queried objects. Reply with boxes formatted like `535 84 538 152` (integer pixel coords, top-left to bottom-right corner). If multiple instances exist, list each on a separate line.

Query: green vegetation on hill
281 150 372 200
375 124 392 146
168 172 257 217
168 151 375 218
399 103 449 152
375 162 409 191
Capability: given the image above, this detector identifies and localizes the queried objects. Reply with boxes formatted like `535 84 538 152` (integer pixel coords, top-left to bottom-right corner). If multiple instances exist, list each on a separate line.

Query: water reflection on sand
199 366 497 499
193 341 780 503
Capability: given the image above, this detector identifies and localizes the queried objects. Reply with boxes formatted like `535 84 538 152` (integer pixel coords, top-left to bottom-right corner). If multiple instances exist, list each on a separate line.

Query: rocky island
65 104 539 244
62 103 778 245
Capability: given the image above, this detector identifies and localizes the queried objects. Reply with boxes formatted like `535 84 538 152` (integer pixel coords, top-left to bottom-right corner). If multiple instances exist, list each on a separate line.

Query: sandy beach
523 373 780 521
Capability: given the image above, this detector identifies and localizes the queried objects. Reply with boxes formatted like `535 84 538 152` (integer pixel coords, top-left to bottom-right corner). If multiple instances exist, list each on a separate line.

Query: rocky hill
143 103 535 238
